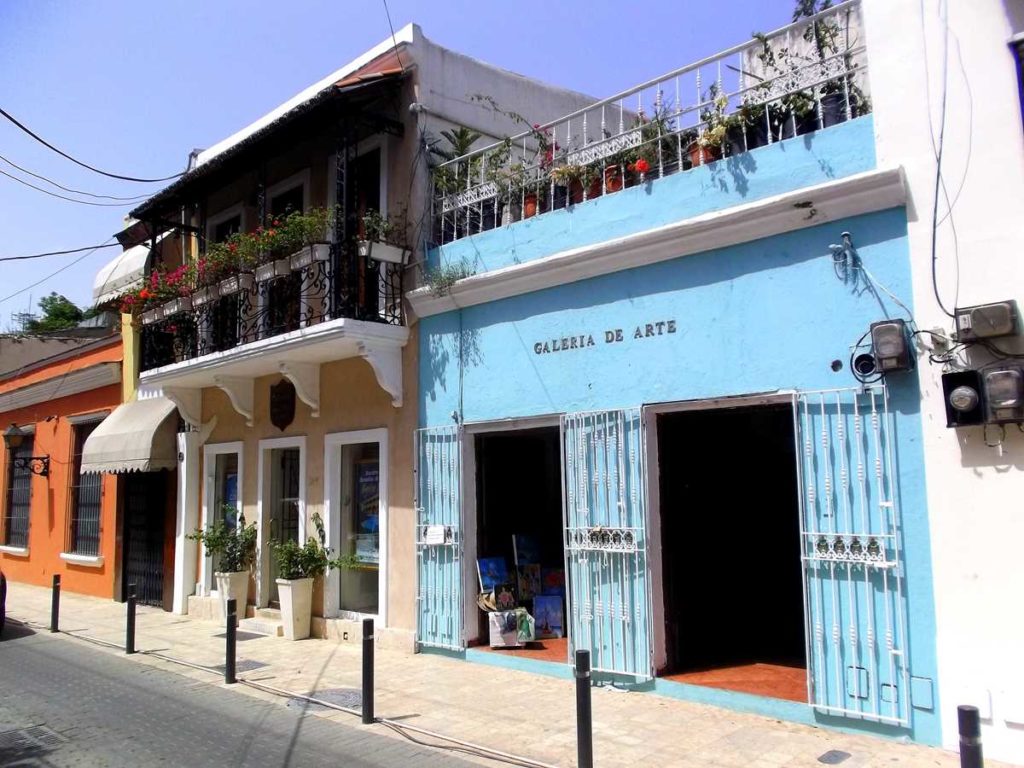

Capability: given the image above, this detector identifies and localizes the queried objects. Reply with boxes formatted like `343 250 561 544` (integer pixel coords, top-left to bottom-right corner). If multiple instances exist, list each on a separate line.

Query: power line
0 105 185 183
0 153 151 201
0 168 145 207
381 0 406 74
0 238 116 305
0 242 120 262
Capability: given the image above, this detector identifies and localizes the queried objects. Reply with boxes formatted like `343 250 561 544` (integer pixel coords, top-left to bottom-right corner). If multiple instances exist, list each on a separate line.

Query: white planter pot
219 272 254 296
215 570 249 623
162 296 193 316
276 577 313 640
255 258 292 282
289 243 331 271
192 284 221 307
358 240 407 265
140 307 162 325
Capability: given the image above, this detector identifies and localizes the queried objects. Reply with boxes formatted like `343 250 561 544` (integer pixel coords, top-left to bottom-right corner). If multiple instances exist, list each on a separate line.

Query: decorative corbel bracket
164 387 203 429
279 362 320 417
213 375 255 426
357 341 403 407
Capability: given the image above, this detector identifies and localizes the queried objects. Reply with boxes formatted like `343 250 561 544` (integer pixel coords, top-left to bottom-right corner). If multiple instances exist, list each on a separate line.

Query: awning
80 396 179 474
92 233 167 305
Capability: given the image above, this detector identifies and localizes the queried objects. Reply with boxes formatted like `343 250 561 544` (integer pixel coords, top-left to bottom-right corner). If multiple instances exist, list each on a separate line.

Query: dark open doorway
121 471 176 610
473 427 567 662
657 403 806 701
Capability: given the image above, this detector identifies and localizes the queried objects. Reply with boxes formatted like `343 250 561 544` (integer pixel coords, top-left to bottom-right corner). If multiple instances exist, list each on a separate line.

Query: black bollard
49 574 60 633
225 598 237 685
575 649 594 768
362 617 374 724
958 705 983 768
125 583 136 655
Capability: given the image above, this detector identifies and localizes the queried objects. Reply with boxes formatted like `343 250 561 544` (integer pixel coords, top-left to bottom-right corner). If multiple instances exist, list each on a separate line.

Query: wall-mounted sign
270 379 296 431
533 319 677 355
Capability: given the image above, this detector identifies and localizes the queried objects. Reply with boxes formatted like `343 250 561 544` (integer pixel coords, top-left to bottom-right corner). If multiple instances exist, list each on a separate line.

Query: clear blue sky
0 0 792 328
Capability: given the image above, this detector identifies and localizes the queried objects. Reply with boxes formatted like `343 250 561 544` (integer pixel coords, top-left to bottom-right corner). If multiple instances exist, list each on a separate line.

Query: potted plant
284 208 333 271
188 511 257 622
357 209 409 265
271 513 335 640
688 84 733 167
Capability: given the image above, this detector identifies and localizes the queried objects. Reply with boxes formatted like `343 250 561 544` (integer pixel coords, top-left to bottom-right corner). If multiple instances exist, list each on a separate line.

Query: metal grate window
68 422 102 556
4 436 34 548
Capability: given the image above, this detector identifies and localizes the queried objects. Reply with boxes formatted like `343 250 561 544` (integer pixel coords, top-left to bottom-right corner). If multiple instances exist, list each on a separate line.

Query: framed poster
354 459 380 563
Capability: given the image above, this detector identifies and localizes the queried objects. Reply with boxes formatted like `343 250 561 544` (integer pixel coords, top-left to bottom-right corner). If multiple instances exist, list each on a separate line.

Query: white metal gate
795 385 909 725
561 408 653 679
414 425 464 651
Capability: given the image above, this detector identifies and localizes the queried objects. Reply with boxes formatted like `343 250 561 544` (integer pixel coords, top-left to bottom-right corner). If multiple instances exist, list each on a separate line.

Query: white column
173 430 201 614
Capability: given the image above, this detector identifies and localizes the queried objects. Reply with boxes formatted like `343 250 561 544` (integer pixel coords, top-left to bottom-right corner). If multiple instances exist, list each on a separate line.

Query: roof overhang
0 362 121 413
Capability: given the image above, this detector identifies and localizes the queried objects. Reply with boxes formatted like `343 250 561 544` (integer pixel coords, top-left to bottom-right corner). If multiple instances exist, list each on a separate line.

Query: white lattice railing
432 0 868 244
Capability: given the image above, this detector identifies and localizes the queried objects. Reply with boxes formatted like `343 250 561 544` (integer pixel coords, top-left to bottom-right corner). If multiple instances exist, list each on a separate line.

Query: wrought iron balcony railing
139 241 403 373
432 0 869 244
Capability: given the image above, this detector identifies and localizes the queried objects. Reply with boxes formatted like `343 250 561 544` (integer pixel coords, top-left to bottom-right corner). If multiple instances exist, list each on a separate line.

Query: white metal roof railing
432 0 868 244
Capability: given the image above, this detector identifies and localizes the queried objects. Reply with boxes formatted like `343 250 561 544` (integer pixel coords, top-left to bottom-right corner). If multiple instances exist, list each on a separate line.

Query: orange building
0 330 123 599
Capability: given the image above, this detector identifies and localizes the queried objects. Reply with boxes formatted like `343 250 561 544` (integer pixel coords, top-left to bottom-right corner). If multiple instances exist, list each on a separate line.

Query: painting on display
533 596 564 639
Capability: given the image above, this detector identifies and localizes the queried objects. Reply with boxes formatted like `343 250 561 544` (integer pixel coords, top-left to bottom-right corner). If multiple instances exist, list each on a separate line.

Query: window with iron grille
68 422 102 556
4 436 34 548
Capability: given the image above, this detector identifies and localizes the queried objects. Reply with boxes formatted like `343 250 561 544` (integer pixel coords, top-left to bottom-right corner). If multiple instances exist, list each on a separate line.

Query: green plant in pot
358 209 409 265
271 512 337 640
188 510 257 622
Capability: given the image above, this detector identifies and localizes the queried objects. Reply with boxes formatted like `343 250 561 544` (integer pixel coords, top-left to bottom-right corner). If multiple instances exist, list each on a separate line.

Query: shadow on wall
422 315 482 407
955 426 1024 471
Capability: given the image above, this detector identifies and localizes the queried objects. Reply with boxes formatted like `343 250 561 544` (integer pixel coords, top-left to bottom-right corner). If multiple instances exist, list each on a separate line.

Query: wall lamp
3 423 50 477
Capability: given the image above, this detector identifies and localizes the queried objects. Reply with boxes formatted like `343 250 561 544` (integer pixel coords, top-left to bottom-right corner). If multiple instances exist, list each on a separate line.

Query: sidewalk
2 582 1005 768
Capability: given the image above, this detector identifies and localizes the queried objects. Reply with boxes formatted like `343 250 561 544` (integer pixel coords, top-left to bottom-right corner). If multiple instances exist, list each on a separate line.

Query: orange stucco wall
0 340 123 599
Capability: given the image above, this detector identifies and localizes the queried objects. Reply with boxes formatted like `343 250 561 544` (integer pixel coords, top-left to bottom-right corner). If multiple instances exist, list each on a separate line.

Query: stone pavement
3 582 1010 768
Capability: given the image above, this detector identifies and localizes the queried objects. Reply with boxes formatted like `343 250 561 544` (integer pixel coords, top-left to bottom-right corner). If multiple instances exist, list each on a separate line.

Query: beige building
90 23 595 646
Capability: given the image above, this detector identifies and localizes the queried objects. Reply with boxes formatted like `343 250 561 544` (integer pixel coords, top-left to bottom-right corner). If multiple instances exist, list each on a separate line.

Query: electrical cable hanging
0 238 116 305
0 242 121 262
0 168 145 207
0 153 152 201
0 105 185 183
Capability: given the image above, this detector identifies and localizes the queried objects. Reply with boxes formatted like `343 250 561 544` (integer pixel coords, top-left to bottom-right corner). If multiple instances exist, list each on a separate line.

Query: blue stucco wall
433 116 877 275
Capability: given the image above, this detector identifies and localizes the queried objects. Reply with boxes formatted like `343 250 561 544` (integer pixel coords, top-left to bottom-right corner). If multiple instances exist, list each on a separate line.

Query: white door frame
200 441 244 596
641 390 796 675
460 415 561 645
323 428 389 626
256 435 307 607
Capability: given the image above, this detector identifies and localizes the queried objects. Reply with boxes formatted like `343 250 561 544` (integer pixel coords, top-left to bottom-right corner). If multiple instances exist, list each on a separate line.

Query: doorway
267 446 301 607
122 471 174 609
656 403 806 702
472 426 567 662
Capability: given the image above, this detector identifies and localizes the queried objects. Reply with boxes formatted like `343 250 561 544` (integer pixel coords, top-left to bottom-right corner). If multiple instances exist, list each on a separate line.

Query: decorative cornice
408 166 907 319
0 362 121 413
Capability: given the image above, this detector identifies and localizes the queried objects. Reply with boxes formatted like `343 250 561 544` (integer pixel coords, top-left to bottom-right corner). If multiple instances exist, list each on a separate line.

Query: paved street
0 622 474 768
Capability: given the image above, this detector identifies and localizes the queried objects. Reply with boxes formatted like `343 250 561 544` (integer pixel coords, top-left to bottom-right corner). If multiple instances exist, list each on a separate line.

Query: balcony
137 240 408 413
431 0 869 246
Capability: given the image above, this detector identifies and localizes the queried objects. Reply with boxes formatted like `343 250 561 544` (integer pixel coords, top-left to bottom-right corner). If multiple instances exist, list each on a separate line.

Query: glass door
338 443 380 614
269 447 301 606
211 452 239 576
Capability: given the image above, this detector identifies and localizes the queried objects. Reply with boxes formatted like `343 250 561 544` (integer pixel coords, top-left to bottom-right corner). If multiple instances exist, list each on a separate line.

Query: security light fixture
954 301 1019 341
982 366 1024 424
941 371 984 427
2 423 50 476
870 319 913 373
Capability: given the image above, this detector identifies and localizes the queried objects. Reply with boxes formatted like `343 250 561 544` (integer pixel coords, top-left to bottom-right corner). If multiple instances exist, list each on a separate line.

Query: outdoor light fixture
954 300 1019 341
941 370 984 428
982 366 1024 424
870 319 913 373
2 423 50 477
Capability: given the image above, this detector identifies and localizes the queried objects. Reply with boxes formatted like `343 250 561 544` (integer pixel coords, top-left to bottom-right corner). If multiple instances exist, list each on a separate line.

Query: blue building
409 1 942 746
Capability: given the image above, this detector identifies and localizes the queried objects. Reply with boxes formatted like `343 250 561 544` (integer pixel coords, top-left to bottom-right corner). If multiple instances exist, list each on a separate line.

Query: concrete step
238 617 283 637
253 607 281 621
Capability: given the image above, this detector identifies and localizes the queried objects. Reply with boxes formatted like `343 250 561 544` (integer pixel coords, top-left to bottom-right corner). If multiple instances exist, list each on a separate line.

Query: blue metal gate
561 408 653 679
795 385 909 725
414 425 464 650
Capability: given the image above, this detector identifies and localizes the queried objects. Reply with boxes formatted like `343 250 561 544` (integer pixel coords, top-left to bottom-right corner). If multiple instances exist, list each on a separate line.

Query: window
271 184 305 218
68 422 102 556
4 435 34 548
338 442 380 614
213 214 242 243
211 451 239 574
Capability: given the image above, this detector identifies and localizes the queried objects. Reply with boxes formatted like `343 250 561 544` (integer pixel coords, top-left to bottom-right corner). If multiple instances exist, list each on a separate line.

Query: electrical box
942 370 984 427
954 301 1019 341
982 366 1024 424
870 319 913 373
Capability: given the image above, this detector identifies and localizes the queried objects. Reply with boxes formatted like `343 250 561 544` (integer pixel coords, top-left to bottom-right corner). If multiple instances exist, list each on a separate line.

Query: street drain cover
0 724 68 752
817 750 852 764
287 688 362 712
212 659 268 674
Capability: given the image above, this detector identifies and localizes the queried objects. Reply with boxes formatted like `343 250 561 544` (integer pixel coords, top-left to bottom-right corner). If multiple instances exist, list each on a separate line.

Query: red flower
272 219 280 226
139 288 152 300
267 229 277 237
634 158 650 174
228 243 238 252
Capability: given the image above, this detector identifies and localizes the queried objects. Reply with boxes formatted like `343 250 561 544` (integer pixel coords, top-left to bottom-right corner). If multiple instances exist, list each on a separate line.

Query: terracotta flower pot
523 194 538 219
688 142 722 167
604 166 624 194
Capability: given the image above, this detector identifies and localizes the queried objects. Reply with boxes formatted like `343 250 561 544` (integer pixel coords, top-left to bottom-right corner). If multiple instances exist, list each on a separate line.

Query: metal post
225 598 237 685
575 649 594 768
125 583 136 655
362 617 374 725
49 574 60 633
958 705 983 768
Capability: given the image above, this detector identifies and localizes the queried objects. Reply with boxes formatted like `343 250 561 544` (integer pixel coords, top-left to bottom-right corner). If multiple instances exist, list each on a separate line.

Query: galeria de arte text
533 319 677 355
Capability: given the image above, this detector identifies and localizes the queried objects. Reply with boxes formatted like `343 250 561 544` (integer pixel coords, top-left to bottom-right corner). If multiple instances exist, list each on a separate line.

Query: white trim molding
268 168 311 214
206 203 245 242
0 363 120 413
59 552 104 568
200 441 245 595
408 166 908 318
256 435 307 607
323 428 389 626
0 545 29 557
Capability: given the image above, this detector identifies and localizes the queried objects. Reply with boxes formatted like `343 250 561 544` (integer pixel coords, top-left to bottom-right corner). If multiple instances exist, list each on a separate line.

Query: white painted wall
863 0 1024 761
